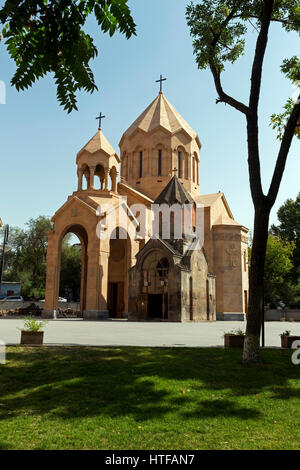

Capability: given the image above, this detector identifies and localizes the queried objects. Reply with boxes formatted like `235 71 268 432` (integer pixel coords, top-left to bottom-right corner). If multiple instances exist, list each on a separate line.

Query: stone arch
44 223 89 316
60 224 88 313
79 164 90 190
94 164 105 190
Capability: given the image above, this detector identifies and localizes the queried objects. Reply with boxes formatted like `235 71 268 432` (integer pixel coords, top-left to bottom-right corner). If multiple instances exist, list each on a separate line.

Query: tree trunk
243 203 270 363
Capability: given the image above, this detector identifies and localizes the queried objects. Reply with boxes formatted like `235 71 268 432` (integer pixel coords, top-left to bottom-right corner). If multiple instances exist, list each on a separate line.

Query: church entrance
147 293 168 319
108 228 130 319
141 251 169 321
108 282 125 318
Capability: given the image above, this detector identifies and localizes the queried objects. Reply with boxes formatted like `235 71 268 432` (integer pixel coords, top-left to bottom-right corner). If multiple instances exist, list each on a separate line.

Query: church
43 84 249 322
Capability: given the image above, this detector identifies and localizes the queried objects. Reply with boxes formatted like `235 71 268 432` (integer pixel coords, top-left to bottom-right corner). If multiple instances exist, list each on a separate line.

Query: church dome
119 92 201 201
121 92 200 145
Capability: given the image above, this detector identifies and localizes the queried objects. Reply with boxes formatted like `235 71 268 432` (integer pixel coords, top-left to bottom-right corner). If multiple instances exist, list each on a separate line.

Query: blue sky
0 0 299 232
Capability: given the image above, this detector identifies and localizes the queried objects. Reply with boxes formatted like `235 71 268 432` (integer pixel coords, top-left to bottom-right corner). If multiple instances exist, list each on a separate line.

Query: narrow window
178 151 181 178
139 151 143 178
158 149 162 177
192 156 195 182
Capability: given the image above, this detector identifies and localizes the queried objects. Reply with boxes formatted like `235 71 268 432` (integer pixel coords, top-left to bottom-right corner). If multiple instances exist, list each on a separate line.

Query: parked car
39 297 67 303
2 295 24 302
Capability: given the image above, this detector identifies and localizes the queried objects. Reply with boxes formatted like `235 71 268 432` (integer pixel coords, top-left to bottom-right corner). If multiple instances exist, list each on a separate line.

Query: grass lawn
0 346 300 450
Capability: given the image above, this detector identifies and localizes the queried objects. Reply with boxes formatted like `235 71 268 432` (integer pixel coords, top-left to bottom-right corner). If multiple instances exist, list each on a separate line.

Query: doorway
108 281 125 318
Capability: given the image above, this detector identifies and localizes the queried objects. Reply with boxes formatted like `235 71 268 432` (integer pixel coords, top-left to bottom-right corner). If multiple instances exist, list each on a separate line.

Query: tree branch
267 94 300 207
210 63 249 115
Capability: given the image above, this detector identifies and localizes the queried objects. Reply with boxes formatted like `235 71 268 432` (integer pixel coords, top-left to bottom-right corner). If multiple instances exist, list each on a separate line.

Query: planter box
281 335 300 349
20 331 44 345
224 334 245 348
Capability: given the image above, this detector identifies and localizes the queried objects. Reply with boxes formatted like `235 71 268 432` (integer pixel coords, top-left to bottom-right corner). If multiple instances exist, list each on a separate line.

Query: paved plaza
1 319 299 348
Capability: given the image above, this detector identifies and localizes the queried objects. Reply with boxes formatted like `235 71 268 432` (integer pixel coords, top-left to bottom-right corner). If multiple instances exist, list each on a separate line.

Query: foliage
59 243 82 300
249 234 295 304
0 0 136 112
0 216 81 300
19 317 47 332
280 330 291 337
224 328 245 336
271 192 300 283
263 235 294 284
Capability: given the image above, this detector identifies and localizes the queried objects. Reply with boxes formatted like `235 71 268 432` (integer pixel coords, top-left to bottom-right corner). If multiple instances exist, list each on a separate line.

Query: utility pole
0 225 9 293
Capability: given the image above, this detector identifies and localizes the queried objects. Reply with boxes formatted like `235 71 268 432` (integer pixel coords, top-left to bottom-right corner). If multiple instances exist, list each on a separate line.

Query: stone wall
0 301 80 313
265 309 300 322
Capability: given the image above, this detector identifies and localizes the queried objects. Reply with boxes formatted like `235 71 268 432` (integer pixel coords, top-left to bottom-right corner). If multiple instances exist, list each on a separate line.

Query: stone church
43 88 249 321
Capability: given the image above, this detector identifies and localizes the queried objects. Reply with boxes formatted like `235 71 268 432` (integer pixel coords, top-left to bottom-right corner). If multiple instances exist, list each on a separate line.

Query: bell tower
76 118 120 194
119 90 201 201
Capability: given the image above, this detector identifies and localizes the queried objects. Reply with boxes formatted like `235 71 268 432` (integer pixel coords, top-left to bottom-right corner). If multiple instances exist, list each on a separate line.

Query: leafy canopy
186 0 300 135
0 0 136 112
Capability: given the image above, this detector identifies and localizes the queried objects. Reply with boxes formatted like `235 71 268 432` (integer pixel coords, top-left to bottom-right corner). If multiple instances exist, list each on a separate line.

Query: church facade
43 90 249 321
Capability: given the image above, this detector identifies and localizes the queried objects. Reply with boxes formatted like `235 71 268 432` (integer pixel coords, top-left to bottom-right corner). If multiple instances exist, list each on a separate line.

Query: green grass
0 346 300 450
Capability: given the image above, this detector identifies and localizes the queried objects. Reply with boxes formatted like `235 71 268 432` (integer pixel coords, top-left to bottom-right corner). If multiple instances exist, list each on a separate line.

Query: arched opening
58 224 88 314
81 164 90 190
142 251 169 319
107 227 130 318
94 164 105 190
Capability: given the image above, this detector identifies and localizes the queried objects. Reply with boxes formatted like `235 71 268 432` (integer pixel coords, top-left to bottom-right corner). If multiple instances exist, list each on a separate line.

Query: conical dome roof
154 175 194 206
122 93 199 143
77 129 117 162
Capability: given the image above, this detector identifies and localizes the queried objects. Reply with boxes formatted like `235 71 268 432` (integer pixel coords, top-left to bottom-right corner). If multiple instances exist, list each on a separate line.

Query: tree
249 234 295 303
186 0 300 363
1 216 82 300
271 192 300 282
59 243 82 300
1 216 52 299
0 0 136 112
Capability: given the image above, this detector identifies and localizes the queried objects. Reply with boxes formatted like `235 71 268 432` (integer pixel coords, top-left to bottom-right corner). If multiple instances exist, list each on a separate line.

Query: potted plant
280 330 300 349
224 328 245 348
18 317 48 345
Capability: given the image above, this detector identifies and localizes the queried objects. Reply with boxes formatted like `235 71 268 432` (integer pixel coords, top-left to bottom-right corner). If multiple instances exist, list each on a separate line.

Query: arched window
95 164 105 190
192 156 196 183
158 149 162 176
178 151 181 178
139 151 143 178
156 257 169 278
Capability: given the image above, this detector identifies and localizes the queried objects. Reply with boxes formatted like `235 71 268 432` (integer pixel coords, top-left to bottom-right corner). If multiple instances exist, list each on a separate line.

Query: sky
0 0 299 233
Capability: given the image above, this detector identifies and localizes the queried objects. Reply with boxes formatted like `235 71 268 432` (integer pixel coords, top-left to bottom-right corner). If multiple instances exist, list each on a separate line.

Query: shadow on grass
0 347 298 423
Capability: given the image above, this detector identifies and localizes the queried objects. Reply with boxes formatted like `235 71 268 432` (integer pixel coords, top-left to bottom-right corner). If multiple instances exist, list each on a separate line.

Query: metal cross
96 112 106 129
156 74 167 93
172 167 178 177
